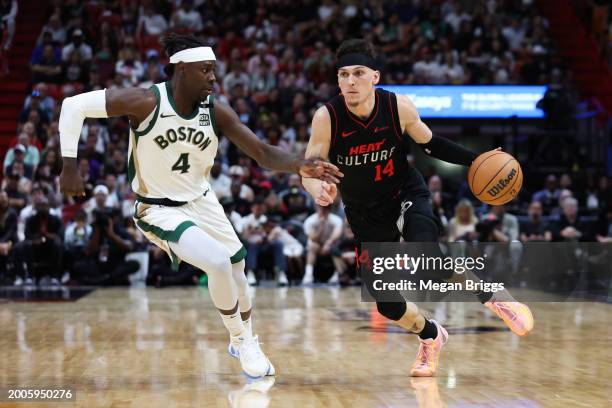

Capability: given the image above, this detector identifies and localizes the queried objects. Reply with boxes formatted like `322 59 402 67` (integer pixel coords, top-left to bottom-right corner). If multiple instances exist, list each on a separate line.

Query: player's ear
177 62 186 76
372 70 380 85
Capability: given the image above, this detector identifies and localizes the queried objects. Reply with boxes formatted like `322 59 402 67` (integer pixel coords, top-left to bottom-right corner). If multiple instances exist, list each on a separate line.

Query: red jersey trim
343 91 380 129
388 92 402 141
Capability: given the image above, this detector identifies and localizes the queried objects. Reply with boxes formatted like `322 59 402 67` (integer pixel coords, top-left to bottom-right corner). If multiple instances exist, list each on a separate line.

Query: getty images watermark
370 252 505 293
360 242 612 302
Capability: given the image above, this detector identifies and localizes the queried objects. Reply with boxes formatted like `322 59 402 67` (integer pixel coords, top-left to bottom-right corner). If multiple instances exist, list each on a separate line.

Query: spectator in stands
62 29 92 62
106 149 128 178
428 174 454 215
223 62 251 96
251 61 277 94
0 0 17 51
170 0 203 33
279 174 312 221
551 189 573 218
72 208 139 285
431 191 449 233
103 174 121 209
62 50 88 84
19 94 50 128
64 209 91 273
5 144 33 180
247 43 279 76
559 173 573 191
486 205 520 241
520 201 552 242
302 205 344 285
3 169 26 212
31 31 62 69
532 174 560 213
137 5 168 37
17 186 60 240
239 198 287 286
31 44 62 83
11 197 63 285
37 13 65 45
448 199 479 242
0 191 17 280
553 197 591 241
83 184 114 223
115 47 144 86
23 86 55 124
264 216 304 282
210 160 231 199
4 133 39 171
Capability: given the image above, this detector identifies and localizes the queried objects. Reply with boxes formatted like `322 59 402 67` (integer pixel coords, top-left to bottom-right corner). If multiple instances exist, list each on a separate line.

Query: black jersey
326 88 428 208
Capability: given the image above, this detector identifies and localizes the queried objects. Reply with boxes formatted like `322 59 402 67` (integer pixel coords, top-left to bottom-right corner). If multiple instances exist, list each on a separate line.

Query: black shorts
345 194 442 248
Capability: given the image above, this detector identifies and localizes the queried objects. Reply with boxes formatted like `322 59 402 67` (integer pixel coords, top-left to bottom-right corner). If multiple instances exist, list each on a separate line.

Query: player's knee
205 255 232 277
376 301 407 321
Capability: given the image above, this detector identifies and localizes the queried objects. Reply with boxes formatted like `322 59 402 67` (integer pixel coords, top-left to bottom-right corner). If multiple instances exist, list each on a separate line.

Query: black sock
475 290 493 304
418 319 438 340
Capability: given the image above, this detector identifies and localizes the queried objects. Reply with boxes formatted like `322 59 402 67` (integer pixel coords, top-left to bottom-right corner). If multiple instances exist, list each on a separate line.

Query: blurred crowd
0 0 610 289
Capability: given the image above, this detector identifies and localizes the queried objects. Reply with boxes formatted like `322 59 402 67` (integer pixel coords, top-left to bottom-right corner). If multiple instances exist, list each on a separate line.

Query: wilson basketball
468 151 523 205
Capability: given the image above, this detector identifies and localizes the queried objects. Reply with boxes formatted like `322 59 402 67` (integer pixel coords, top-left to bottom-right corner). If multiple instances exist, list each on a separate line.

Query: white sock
220 311 246 338
305 264 313 278
243 316 252 337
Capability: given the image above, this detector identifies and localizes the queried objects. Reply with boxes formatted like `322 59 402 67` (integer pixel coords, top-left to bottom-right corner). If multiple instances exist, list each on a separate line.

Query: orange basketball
468 151 522 205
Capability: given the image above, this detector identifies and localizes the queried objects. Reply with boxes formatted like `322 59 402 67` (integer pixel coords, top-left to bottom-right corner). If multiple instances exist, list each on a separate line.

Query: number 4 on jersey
172 153 191 174
374 159 394 181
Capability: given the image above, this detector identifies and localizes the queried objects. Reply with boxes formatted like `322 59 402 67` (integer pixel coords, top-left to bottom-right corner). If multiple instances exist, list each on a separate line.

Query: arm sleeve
59 89 108 158
418 135 479 167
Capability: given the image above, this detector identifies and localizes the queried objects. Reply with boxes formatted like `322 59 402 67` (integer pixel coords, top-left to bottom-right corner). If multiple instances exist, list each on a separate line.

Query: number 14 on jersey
374 159 394 181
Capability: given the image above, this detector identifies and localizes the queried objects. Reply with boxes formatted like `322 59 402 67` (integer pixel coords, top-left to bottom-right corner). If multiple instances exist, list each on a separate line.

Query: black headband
337 53 377 70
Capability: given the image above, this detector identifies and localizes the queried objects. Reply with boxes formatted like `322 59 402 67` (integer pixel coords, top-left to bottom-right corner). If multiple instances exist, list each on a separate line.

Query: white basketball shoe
228 335 275 378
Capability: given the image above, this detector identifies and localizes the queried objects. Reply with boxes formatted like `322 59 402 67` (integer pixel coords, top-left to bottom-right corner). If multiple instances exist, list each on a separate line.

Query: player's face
338 66 380 106
186 61 216 100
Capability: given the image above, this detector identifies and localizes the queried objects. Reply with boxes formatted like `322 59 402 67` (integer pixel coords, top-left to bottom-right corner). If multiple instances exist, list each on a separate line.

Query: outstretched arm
214 100 342 183
303 106 338 206
59 87 157 196
397 94 478 166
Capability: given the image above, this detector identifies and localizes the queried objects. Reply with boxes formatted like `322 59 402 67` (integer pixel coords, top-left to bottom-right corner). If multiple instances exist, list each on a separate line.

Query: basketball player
58 34 342 378
302 39 534 377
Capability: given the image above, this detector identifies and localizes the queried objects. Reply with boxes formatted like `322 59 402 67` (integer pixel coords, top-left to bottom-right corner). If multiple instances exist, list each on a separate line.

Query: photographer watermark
360 242 612 302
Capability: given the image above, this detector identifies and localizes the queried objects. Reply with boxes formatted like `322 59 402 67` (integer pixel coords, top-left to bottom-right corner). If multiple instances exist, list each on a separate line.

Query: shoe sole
229 344 275 378
243 362 275 379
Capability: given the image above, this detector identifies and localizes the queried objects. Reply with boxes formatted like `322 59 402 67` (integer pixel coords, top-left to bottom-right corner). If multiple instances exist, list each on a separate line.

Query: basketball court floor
1 286 610 407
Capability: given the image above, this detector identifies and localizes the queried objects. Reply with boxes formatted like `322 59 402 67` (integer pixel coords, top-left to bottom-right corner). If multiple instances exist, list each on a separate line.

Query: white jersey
128 81 219 201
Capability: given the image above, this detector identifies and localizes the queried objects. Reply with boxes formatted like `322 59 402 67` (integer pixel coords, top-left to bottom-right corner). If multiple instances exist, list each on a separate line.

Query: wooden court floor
0 286 610 407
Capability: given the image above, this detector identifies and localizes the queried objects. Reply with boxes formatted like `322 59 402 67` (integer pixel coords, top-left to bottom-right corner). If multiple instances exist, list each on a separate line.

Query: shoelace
494 302 518 321
417 343 431 366
241 336 265 363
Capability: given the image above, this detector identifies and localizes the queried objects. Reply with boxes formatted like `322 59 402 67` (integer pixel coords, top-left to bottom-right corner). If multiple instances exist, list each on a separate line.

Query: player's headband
169 47 216 64
337 53 376 70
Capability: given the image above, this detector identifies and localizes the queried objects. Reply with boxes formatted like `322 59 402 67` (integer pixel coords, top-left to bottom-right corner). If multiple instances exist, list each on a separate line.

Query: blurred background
0 0 610 291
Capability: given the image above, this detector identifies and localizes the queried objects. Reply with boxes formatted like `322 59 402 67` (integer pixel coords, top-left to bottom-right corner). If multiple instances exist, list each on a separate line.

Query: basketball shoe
485 300 534 336
410 320 448 377
228 335 275 378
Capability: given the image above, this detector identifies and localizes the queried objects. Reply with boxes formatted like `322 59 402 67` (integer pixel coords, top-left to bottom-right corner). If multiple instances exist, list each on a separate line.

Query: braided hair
160 33 207 77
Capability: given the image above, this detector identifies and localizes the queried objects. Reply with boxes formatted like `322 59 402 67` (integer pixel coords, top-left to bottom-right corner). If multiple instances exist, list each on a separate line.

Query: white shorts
134 191 246 269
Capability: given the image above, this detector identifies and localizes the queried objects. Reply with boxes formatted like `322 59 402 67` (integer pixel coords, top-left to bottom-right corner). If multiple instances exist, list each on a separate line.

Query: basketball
468 151 523 205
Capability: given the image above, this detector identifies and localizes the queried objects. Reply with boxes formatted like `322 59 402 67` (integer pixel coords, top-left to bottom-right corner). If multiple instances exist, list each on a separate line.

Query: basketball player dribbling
58 34 343 378
302 39 534 377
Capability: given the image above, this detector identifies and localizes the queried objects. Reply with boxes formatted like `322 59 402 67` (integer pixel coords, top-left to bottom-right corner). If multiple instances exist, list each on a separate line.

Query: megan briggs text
372 279 505 293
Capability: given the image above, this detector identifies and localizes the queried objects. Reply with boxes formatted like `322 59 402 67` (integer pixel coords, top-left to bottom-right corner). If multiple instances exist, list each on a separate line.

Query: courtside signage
379 85 547 118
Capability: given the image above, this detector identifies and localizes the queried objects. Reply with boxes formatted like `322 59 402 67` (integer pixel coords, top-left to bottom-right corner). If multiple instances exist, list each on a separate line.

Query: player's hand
59 157 85 197
315 181 337 206
299 159 343 184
